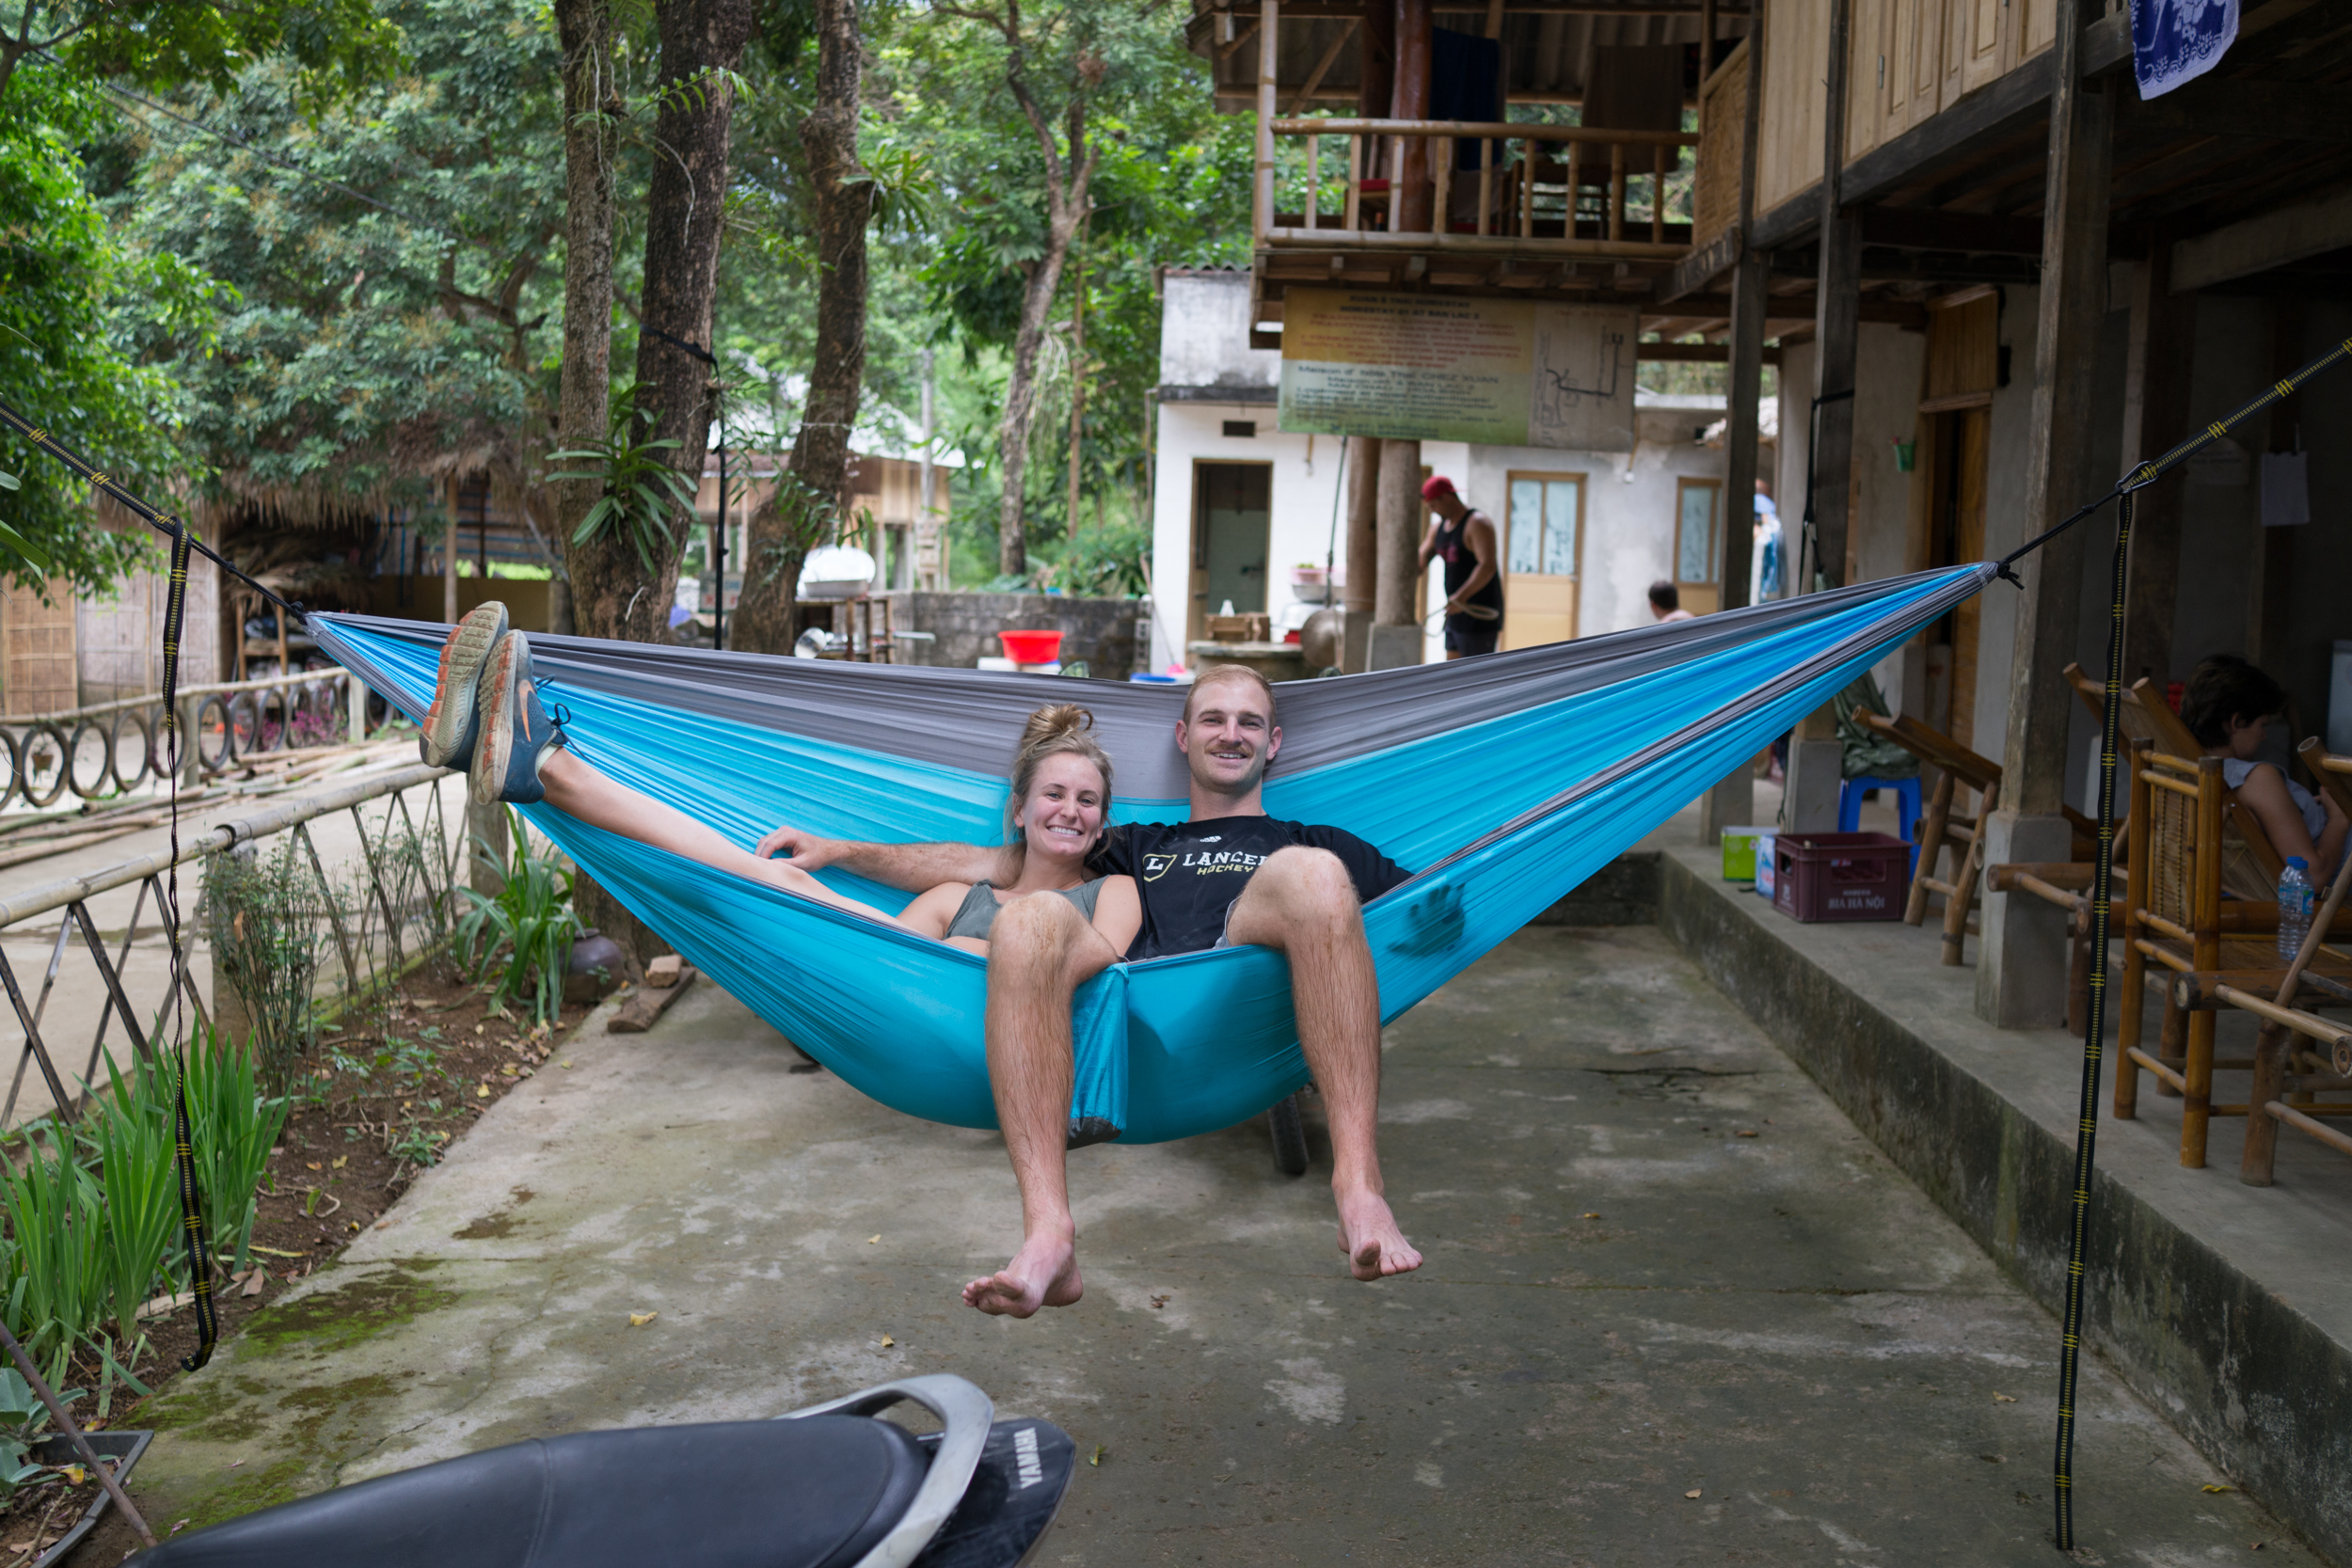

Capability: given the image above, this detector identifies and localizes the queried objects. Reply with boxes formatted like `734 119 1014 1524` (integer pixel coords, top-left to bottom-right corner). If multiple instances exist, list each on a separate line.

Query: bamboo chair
1857 711 1999 965
2113 740 2352 1167
2234 740 2352 1183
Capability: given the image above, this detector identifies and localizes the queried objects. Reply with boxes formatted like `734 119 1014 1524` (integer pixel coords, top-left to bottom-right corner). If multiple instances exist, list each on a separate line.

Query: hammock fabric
309 564 1992 1145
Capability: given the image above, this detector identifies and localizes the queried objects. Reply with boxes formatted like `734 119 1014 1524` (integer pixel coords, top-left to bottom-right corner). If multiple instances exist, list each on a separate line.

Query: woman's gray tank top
946 878 1105 942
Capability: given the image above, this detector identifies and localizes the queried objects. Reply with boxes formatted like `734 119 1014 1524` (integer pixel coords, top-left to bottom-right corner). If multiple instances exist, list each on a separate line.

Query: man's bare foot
1336 1187 1422 1281
961 1227 1085 1318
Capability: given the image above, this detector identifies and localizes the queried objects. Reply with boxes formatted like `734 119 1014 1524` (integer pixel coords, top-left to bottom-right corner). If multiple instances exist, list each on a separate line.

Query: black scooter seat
137 1416 930 1568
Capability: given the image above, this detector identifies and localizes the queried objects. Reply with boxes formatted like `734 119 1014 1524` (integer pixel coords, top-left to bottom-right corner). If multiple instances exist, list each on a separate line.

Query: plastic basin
999 630 1063 664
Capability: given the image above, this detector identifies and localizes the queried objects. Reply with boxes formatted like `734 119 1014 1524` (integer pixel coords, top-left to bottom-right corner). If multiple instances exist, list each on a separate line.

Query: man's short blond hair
1182 662 1277 722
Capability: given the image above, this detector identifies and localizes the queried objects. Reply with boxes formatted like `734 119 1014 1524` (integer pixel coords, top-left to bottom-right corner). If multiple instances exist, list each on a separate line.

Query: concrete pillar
1699 246 1771 847
1372 438 1423 670
1979 0 2111 1028
1781 0 1861 838
1343 434 1380 673
1696 24 1771 848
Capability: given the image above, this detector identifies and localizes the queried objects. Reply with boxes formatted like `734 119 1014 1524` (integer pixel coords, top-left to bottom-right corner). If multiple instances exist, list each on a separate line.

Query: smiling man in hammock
760 662 1423 1318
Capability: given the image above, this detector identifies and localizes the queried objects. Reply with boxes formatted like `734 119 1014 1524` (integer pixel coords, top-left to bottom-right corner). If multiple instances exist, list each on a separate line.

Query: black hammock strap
0 404 226 1368
157 518 219 1370
0 399 307 625
2041 329 2352 1553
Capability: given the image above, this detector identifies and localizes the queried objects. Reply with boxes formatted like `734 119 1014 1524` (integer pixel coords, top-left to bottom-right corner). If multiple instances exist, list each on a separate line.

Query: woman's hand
756 824 839 868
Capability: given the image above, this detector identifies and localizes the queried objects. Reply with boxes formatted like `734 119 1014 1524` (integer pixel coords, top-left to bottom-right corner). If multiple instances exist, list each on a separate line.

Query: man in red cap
1415 476 1503 659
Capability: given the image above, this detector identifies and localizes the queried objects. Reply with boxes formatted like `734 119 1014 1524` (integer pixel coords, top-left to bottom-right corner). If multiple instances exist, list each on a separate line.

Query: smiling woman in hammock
419 605 1141 957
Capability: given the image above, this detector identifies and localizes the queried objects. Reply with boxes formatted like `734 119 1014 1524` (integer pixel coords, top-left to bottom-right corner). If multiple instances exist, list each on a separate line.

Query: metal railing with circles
1 668 370 812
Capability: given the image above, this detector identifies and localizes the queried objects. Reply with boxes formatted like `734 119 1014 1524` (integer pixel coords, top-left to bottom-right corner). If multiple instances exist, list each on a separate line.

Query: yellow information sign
1278 290 1636 451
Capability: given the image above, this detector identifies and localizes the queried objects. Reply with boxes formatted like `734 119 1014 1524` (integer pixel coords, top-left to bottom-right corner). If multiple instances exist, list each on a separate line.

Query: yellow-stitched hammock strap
0 404 284 1372
2035 330 2352 1554
156 517 219 1370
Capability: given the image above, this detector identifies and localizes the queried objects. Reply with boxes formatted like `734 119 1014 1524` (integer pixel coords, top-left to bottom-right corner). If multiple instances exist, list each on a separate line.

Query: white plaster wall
1456 406 1724 639
1972 284 2040 763
1158 272 1279 395
1846 323 1930 707
1148 402 1346 672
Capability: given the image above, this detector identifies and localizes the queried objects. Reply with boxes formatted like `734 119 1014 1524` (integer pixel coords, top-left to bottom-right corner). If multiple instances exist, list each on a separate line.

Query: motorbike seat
137 1415 930 1568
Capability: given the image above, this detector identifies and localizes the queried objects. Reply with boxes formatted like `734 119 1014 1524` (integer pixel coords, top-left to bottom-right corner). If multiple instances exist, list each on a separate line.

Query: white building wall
1147 402 1347 672
1151 268 1737 666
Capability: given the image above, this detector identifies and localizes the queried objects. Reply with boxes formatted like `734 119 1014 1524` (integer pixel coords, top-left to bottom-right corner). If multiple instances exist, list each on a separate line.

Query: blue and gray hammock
308 564 1991 1146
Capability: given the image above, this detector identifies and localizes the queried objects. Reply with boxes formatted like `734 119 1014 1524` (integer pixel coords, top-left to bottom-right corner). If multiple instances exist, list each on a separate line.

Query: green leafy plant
77 1058 180 1367
455 810 584 1024
0 1369 81 1504
202 840 327 1093
548 385 699 576
179 1035 292 1275
0 1143 108 1392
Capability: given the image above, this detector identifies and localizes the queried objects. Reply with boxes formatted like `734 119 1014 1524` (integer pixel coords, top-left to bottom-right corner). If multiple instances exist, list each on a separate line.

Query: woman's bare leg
536 750 787 882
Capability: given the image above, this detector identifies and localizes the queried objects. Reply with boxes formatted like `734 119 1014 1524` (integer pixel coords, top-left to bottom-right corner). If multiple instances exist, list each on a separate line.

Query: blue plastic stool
1838 774 1924 878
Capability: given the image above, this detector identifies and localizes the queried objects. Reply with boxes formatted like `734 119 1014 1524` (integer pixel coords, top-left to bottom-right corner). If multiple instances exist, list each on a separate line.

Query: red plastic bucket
998 629 1063 664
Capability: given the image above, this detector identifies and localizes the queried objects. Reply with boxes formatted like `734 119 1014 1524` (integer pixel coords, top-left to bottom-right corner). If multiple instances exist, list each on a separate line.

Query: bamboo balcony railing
1257 118 1700 261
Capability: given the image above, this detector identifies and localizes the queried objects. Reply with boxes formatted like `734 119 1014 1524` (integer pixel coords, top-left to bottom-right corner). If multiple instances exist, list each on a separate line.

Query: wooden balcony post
1476 135 1491 237
1344 134 1363 231
1253 0 1279 245
1565 139 1581 237
1651 143 1665 245
1392 0 1433 231
1976 0 2113 1030
1307 132 1321 230
1608 141 1625 241
1520 134 1534 238
1432 135 1452 235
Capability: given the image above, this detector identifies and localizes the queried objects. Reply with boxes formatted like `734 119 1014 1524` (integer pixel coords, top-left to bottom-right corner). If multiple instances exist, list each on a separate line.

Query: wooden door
1961 0 2005 96
1675 477 1723 616
1501 471 1582 650
1188 462 1272 646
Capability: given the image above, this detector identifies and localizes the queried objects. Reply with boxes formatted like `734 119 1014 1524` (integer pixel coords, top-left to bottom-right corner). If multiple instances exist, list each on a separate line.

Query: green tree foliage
0 58 215 590
898 0 1245 583
125 0 568 511
0 0 403 102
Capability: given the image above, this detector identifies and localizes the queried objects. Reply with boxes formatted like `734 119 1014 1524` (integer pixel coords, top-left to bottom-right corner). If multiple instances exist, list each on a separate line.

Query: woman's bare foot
1336 1187 1422 1281
962 1227 1084 1318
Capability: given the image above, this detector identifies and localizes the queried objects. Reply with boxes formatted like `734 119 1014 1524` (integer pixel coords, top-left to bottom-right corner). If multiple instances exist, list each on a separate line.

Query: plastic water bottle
2277 856 2313 964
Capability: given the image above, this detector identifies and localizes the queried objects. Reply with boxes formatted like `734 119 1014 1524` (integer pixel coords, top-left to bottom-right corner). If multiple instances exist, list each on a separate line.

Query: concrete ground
131 925 2308 1566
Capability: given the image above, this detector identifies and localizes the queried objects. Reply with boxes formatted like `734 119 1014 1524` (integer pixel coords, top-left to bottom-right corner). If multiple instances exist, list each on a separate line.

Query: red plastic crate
1770 832 1912 923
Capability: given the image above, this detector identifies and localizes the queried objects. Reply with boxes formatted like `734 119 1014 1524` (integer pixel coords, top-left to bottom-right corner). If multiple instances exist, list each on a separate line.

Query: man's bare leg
962 894 1113 1317
1226 847 1422 1281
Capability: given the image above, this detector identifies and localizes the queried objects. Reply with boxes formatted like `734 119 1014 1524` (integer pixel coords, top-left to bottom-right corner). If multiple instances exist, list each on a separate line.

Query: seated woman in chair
421 606 1140 958
2180 654 2348 884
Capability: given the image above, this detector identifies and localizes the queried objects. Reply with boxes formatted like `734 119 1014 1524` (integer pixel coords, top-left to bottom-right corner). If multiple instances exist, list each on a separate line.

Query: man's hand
755 824 840 869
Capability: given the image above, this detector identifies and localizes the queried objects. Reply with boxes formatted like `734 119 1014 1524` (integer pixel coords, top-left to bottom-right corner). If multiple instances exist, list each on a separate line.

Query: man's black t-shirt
1088 816 1413 960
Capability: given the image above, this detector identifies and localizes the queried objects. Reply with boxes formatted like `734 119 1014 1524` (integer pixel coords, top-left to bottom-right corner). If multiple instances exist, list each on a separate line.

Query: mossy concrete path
133 928 2314 1564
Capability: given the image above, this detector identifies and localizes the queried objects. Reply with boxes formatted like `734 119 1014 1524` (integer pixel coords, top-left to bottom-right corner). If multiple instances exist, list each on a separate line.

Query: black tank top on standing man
1435 511 1504 623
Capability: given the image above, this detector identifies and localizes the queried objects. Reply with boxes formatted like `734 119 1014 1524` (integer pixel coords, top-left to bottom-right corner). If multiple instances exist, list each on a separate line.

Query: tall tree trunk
993 164 1090 579
566 0 755 647
732 0 869 655
552 0 616 634
565 0 754 965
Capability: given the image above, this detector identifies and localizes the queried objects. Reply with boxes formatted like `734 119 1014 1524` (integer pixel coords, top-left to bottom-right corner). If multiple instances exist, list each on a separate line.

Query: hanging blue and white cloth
2129 0 2238 100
